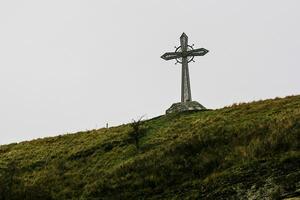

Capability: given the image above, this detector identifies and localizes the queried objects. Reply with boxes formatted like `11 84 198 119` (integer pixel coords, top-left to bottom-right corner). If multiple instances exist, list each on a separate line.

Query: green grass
0 95 299 199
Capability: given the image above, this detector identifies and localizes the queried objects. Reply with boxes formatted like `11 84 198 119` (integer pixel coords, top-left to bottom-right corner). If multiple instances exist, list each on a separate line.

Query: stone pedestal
166 101 206 114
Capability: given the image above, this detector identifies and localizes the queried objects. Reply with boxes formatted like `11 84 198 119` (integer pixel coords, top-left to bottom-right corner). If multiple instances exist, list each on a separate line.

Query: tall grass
0 95 299 199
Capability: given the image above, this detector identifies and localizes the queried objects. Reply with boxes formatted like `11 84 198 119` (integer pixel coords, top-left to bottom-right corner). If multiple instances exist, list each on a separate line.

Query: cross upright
161 33 209 103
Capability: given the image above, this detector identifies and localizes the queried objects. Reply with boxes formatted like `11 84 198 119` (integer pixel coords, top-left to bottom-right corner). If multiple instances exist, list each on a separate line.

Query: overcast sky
0 0 299 145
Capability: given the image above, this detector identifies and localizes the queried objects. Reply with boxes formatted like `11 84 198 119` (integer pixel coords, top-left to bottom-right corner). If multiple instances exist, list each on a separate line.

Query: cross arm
180 33 188 52
161 52 182 61
186 48 209 57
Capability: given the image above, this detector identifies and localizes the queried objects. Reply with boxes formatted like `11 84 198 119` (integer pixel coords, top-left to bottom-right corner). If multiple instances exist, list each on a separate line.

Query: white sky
0 0 299 145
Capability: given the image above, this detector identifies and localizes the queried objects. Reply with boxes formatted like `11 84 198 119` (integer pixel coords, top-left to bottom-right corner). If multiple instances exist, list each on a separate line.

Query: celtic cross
161 33 209 103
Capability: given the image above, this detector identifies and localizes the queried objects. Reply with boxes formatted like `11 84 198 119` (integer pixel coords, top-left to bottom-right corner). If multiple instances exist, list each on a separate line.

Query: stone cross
161 33 209 103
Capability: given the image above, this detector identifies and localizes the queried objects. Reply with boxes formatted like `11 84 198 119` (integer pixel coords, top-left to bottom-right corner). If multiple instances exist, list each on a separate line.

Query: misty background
0 0 299 145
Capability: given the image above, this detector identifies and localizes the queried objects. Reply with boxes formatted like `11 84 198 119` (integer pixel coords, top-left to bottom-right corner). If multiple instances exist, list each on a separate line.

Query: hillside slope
0 95 299 200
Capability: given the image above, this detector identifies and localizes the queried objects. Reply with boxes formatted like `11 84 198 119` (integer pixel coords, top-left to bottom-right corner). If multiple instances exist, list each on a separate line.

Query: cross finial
181 32 188 39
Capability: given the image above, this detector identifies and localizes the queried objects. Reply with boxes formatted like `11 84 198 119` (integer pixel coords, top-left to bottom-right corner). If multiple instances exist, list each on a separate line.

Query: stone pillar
181 58 192 102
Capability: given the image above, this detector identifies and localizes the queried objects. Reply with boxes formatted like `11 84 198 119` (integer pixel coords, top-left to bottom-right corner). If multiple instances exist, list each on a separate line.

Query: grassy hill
0 95 299 200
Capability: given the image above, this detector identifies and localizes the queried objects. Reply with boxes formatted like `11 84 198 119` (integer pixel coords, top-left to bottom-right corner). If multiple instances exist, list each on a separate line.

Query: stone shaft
181 58 192 102
180 33 192 102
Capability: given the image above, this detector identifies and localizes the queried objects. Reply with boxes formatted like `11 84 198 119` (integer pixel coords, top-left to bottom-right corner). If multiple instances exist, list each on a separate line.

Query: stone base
166 101 206 114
